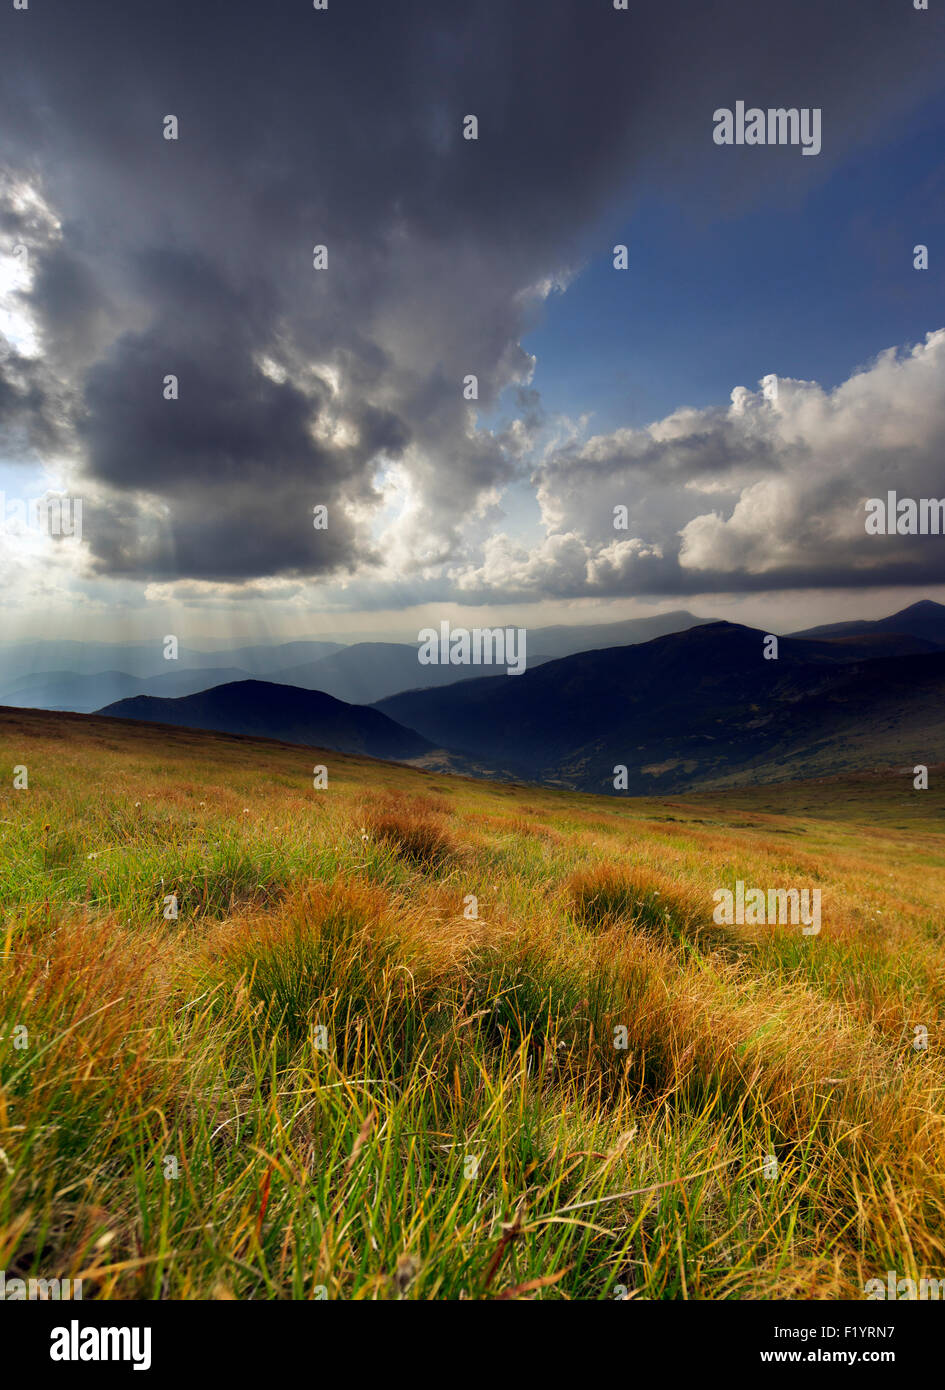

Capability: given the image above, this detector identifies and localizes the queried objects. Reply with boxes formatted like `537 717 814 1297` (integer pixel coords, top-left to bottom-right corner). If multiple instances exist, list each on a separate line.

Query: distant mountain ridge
0 612 707 711
9 599 945 751
375 620 945 793
0 638 345 684
83 609 945 794
522 609 710 659
269 641 557 705
791 599 945 645
0 666 256 713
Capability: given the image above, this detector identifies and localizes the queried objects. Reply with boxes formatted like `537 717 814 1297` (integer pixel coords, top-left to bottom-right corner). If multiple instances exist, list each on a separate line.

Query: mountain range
375 619 945 792
84 600 945 793
0 610 709 712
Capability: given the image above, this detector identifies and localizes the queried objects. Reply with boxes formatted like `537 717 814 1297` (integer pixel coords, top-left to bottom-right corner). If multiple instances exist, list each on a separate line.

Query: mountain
0 668 145 712
270 641 556 705
526 609 710 660
9 603 941 718
97 680 433 762
375 622 945 793
0 613 708 713
265 617 707 704
0 666 254 714
792 599 945 646
214 641 345 673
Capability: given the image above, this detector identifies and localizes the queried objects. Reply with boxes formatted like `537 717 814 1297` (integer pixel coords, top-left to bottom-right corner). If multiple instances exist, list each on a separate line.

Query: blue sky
516 91 945 433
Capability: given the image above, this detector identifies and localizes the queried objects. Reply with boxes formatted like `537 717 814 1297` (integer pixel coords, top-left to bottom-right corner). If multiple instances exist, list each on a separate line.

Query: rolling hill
375 621 945 793
268 641 556 705
0 637 345 684
98 679 434 762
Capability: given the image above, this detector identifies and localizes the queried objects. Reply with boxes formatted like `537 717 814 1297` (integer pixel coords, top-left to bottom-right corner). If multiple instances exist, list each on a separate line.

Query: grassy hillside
1 707 943 1300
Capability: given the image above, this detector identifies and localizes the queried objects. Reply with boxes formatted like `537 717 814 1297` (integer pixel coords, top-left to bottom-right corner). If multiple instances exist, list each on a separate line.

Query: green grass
0 707 943 1299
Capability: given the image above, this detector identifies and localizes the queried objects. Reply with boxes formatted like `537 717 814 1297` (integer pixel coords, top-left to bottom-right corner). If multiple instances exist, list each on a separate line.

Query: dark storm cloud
30 244 115 372
0 350 75 460
0 0 941 588
78 247 403 579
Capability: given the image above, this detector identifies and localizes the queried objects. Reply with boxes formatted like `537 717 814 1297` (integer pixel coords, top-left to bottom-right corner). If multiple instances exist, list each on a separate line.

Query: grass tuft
1 708 943 1299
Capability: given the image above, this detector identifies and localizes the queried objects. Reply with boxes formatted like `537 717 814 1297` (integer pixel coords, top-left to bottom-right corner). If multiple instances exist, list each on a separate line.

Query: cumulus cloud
677 332 945 576
505 330 945 601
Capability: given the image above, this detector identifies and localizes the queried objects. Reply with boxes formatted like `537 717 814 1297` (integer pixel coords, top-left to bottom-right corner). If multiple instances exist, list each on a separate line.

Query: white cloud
503 329 945 597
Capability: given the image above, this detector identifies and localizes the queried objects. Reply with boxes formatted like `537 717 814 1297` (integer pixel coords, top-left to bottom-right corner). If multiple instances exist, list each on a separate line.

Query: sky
0 0 944 646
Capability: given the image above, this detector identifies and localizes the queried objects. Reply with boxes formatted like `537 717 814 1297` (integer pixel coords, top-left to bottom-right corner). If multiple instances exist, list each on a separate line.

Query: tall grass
0 709 943 1298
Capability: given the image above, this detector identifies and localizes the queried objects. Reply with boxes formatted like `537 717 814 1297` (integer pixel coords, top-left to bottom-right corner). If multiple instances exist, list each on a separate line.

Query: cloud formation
0 0 942 605
490 330 945 601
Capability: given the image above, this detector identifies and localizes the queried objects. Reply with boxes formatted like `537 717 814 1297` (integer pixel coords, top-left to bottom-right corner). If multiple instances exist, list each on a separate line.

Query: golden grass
0 708 943 1298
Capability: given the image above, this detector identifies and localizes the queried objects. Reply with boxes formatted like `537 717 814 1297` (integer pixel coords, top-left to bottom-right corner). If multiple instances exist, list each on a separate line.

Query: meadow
1 707 943 1300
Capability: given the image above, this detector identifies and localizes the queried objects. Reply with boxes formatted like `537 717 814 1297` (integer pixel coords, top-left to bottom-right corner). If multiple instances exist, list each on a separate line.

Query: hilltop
98 679 434 763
